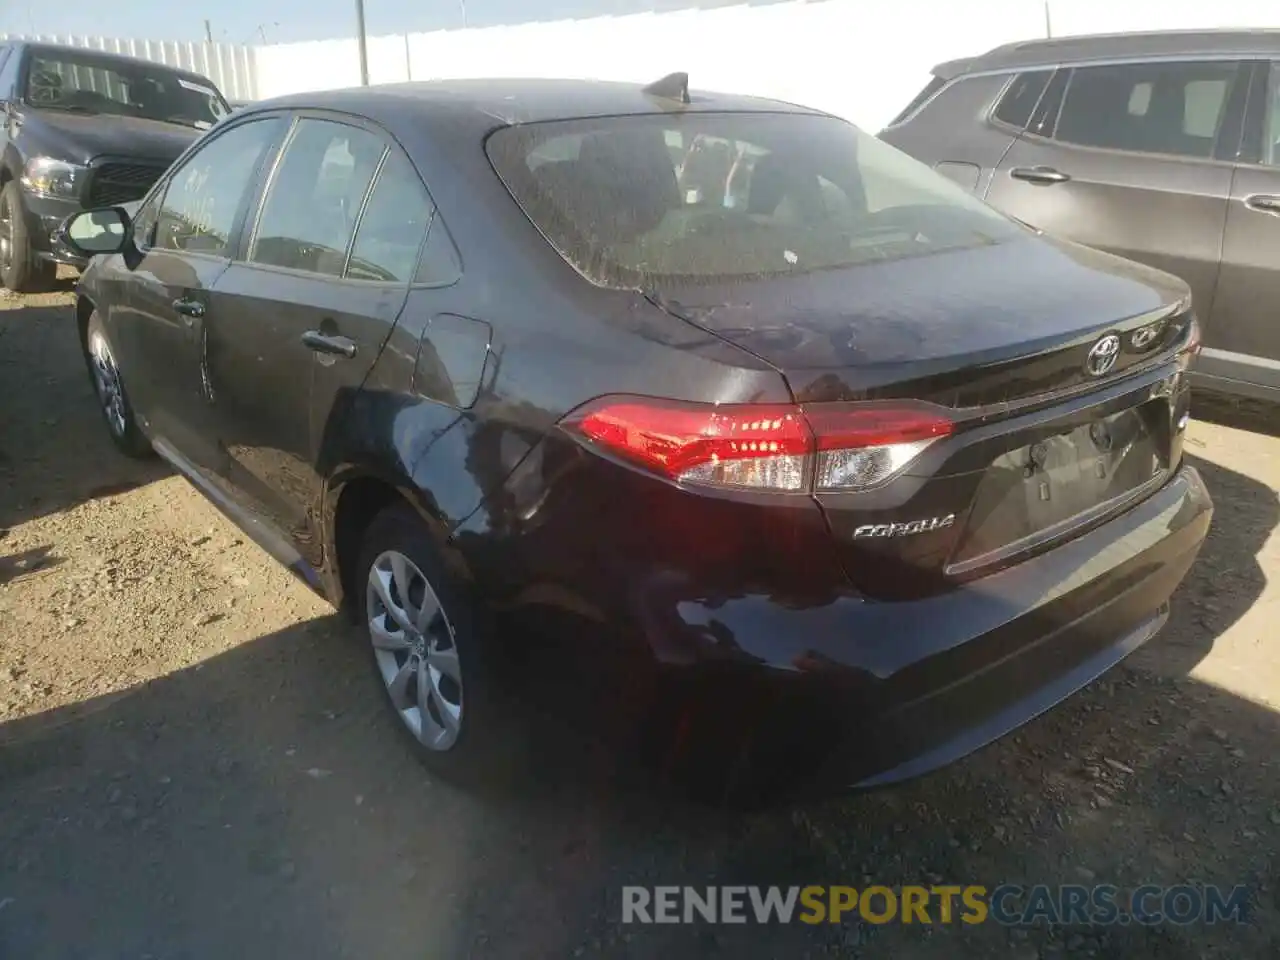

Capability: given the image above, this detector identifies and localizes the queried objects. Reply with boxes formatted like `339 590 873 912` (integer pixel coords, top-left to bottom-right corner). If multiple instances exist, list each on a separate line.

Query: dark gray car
881 30 1280 404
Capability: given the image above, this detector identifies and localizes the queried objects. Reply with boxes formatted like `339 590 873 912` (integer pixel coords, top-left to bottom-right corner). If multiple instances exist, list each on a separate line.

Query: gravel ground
1 284 1279 960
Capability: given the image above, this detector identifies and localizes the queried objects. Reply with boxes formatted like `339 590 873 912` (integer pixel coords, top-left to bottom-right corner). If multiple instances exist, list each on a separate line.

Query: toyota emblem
1086 334 1121 377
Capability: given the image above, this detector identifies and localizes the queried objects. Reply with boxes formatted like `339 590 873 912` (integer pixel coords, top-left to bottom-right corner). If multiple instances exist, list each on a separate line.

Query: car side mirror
57 207 132 258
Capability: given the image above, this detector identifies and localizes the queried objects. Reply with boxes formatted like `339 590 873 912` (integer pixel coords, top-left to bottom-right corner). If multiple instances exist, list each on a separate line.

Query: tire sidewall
85 310 152 458
1 180 55 293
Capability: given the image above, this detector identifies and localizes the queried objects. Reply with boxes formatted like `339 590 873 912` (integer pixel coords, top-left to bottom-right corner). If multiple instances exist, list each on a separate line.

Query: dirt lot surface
2 284 1279 960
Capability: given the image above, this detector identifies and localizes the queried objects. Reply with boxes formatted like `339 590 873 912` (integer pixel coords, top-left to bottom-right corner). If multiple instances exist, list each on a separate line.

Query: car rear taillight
561 396 954 492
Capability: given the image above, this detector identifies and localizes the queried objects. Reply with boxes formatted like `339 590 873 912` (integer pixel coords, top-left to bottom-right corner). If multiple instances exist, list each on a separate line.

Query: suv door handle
172 297 205 319
1244 194 1280 215
1010 166 1071 185
301 330 357 359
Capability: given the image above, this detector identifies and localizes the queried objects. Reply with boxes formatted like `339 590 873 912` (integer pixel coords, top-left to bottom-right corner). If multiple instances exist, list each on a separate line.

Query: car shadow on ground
0 429 1277 960
1 290 1277 957
1 606 1278 960
1141 452 1277 678
0 298 171 534
0 545 62 586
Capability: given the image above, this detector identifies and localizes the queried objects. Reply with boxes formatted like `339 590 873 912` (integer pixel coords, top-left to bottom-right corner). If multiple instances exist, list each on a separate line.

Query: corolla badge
853 514 956 539
1086 334 1121 377
1130 324 1162 350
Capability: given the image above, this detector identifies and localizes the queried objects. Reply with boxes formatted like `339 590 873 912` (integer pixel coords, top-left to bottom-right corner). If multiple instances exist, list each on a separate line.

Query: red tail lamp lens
562 396 954 492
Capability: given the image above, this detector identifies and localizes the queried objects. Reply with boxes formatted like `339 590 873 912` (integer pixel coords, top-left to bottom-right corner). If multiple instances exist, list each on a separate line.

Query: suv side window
1265 62 1280 166
1052 60 1239 159
993 71 1052 129
346 149 433 283
250 118 385 277
154 118 281 256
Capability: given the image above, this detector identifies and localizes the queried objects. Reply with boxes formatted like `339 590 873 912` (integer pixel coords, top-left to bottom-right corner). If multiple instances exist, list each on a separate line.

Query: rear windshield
24 48 230 129
486 111 1019 289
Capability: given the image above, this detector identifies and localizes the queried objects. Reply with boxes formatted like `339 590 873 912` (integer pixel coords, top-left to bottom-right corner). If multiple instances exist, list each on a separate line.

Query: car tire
84 310 153 459
356 502 519 787
0 179 57 294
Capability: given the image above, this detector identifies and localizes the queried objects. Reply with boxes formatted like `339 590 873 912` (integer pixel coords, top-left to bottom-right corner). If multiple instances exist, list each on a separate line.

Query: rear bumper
639 464 1212 793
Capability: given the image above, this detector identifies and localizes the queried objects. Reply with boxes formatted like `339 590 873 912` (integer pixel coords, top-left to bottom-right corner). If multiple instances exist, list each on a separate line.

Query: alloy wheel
88 331 127 438
366 549 464 750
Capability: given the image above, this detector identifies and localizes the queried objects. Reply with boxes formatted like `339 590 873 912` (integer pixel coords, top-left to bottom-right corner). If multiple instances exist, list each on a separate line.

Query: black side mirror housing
56 206 132 259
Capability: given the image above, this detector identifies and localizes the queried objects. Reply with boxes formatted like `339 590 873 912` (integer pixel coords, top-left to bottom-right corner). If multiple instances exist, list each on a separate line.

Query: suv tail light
560 396 954 492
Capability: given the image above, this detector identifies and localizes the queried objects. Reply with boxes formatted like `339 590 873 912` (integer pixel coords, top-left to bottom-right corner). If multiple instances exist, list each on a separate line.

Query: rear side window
887 75 946 127
993 71 1052 129
1052 61 1239 158
346 150 433 282
487 112 1019 289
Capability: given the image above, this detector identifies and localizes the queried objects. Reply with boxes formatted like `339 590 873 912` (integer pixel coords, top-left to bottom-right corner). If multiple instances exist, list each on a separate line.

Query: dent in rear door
985 60 1242 318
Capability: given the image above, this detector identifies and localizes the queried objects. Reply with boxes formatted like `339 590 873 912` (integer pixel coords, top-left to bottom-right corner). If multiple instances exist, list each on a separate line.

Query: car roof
17 41 221 87
935 29 1280 79
242 77 825 134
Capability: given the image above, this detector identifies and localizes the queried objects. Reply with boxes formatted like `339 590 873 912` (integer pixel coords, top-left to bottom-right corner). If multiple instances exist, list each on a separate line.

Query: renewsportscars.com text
621 884 1251 926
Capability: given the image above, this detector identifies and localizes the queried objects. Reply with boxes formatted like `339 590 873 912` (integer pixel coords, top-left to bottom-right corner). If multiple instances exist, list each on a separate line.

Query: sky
7 0 740 45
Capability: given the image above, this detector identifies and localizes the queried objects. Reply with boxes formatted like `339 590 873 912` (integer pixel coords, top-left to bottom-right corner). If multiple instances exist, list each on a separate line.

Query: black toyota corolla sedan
61 74 1211 803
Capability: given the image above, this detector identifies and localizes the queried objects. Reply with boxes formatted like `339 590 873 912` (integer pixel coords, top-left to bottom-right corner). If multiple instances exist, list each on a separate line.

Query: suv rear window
487 112 1019 289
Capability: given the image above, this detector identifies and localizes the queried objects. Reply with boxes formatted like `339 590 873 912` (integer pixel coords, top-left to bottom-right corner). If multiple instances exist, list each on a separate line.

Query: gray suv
882 30 1280 404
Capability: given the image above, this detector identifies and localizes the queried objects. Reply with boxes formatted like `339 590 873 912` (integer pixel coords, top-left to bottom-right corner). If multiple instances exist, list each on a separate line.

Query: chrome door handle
301 330 357 359
1244 194 1280 215
1010 166 1071 185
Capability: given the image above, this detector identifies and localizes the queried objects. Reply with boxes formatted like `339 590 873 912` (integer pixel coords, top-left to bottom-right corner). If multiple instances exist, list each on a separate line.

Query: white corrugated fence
6 0 1280 131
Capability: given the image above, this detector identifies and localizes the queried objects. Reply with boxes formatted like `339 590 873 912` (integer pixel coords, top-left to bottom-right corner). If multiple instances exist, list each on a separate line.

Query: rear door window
1051 61 1240 159
249 118 386 277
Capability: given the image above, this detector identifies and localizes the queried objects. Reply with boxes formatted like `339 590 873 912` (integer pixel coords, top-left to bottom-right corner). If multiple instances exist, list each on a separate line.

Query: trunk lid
649 233 1190 408
650 233 1196 600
